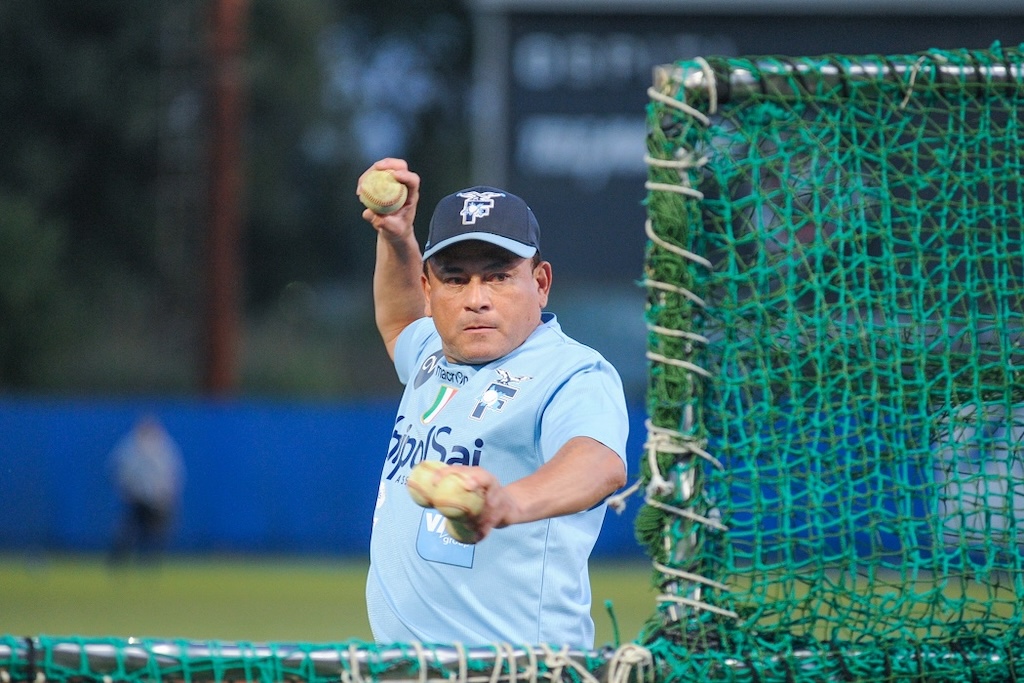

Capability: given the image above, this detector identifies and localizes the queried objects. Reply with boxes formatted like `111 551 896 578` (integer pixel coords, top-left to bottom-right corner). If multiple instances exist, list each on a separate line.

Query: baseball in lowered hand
359 169 408 215
431 469 485 520
407 460 446 507
406 462 486 543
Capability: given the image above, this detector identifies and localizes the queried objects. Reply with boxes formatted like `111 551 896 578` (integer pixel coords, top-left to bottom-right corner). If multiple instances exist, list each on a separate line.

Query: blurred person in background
108 415 186 566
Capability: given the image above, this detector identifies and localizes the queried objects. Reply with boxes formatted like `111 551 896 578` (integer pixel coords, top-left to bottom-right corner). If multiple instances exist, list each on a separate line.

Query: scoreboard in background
468 1 1024 284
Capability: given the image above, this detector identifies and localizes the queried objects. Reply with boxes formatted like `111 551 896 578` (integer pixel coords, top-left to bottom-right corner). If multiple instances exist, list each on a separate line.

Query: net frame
0 636 656 683
639 43 1024 681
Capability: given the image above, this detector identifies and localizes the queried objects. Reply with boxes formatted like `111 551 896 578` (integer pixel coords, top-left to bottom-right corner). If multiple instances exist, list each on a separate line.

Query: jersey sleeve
392 317 437 385
538 359 629 466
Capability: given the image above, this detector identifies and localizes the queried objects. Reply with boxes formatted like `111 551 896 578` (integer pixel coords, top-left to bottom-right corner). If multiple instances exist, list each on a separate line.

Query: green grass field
0 554 655 647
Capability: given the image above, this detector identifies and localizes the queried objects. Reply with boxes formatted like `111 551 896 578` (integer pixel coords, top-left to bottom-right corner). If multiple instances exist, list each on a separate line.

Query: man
108 415 185 565
359 158 628 648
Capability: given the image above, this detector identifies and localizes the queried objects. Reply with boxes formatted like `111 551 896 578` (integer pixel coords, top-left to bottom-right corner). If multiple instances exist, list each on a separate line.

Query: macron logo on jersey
470 368 532 420
414 350 445 389
414 350 471 391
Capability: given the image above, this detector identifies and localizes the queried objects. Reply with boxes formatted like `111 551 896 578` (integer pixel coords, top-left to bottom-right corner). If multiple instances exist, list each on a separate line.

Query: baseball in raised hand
357 159 419 240
358 169 407 215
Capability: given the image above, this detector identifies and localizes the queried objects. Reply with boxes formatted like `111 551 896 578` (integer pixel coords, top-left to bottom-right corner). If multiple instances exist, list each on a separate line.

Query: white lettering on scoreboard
512 31 737 92
515 115 647 188
507 29 736 188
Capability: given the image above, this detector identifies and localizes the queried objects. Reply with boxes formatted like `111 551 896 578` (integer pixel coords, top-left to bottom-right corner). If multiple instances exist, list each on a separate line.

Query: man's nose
464 277 491 310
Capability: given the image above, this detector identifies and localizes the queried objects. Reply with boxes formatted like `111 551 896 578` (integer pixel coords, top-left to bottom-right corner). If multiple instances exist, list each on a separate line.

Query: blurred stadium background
1 0 1021 648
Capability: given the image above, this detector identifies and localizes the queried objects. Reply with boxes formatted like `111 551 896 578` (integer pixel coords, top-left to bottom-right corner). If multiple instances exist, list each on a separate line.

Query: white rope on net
643 219 713 270
642 278 706 309
604 644 655 683
643 180 703 199
341 642 367 683
485 644 502 683
656 593 738 620
652 561 729 592
900 52 948 109
644 148 708 201
646 86 710 126
643 152 708 171
412 642 429 683
647 324 708 345
605 479 642 513
541 645 599 683
644 352 711 379
643 498 727 533
645 420 723 472
454 642 468 683
692 57 718 115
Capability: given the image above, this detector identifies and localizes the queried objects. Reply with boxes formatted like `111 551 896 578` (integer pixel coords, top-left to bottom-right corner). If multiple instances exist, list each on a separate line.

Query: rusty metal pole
203 0 248 395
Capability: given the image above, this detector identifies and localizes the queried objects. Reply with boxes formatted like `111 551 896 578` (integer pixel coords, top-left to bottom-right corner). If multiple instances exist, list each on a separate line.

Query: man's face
423 241 551 365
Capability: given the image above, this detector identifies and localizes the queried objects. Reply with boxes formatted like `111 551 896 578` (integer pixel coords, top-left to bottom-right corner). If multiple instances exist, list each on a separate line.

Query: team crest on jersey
458 191 505 225
470 368 532 420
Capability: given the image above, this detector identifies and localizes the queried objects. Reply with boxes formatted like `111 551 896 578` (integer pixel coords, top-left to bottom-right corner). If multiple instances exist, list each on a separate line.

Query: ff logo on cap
458 191 505 225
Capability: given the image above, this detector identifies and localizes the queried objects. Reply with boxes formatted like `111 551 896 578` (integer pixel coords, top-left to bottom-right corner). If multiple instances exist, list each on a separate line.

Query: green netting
639 43 1024 681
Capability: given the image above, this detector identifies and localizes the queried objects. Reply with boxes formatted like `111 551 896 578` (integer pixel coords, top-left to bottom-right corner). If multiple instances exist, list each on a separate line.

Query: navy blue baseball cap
422 186 541 261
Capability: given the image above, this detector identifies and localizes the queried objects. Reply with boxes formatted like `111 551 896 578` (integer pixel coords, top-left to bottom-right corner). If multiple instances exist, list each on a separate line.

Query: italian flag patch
422 385 458 424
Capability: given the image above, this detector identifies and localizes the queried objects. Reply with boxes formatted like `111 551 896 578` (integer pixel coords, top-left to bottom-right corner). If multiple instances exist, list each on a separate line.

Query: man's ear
422 271 432 317
535 260 552 308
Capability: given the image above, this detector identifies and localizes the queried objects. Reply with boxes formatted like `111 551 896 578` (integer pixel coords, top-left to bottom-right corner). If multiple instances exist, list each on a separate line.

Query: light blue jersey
366 312 628 648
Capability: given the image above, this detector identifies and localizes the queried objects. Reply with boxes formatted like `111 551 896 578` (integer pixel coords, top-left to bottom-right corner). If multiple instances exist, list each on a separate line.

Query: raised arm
358 159 426 360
